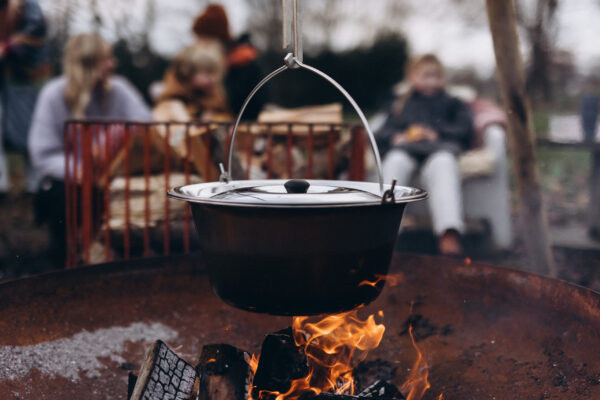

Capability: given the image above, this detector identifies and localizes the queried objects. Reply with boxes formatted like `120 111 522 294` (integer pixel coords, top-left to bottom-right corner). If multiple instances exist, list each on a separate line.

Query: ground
1 146 600 290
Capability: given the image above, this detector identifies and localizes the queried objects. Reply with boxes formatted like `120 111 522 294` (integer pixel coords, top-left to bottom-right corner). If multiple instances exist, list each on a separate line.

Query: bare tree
516 0 560 102
39 0 162 58
245 0 409 54
449 0 561 103
487 0 557 276
245 0 282 52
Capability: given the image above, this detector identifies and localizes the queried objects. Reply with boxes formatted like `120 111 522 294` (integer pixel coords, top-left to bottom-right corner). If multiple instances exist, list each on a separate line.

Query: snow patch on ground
0 322 178 381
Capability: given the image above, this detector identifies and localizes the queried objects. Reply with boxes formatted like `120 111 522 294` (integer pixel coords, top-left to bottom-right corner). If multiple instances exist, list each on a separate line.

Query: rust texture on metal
2 254 600 398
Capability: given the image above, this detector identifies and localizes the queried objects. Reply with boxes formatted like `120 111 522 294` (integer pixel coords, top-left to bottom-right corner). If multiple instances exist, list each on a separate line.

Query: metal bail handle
224 55 386 195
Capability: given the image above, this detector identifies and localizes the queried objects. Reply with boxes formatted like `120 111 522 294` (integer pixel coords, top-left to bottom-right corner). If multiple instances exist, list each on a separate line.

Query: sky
40 0 600 77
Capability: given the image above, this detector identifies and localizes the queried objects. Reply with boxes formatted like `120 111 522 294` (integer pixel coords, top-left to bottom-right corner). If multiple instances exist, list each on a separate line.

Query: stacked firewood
128 329 404 400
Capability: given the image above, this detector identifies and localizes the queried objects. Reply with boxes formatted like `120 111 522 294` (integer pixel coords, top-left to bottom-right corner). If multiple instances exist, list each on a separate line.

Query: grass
531 109 590 207
532 112 551 139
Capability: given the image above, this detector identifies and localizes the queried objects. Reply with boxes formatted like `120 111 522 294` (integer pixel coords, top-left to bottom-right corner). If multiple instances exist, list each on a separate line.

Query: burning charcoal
306 393 399 400
357 380 405 399
197 343 251 400
252 327 309 399
295 382 404 400
129 340 198 400
302 394 358 400
354 359 398 390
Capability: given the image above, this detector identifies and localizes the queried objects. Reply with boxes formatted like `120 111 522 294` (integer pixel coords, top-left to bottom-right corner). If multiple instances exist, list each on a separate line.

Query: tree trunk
486 0 557 276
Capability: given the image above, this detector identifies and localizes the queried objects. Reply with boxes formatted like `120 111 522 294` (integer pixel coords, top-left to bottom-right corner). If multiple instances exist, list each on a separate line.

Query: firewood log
251 327 309 399
197 343 251 400
129 340 198 400
196 344 250 400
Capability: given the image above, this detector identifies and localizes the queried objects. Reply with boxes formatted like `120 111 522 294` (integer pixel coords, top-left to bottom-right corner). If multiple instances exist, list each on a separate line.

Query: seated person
153 41 230 122
152 41 234 181
152 39 233 181
377 54 474 256
28 33 151 266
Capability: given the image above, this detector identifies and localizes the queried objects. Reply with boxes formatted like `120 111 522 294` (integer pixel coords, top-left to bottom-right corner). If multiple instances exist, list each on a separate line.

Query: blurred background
2 0 600 284
33 0 600 108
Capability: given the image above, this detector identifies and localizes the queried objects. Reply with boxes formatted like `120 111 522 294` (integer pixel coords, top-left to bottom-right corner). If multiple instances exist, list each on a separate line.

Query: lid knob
284 179 310 194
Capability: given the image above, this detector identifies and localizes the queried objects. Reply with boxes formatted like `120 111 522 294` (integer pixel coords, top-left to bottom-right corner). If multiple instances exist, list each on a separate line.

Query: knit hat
192 4 232 45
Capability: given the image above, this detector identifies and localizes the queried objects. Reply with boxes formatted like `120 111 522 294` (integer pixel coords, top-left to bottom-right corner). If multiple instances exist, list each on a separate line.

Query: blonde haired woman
28 33 150 266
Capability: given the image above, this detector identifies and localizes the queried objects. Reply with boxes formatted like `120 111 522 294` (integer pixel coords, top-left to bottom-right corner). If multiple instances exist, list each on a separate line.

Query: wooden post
486 0 557 276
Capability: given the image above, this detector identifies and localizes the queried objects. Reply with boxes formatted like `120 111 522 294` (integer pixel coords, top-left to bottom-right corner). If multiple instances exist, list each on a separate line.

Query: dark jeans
34 178 67 267
34 178 104 268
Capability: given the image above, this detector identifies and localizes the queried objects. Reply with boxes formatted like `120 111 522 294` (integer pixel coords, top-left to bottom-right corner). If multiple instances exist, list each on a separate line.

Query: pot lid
168 179 427 208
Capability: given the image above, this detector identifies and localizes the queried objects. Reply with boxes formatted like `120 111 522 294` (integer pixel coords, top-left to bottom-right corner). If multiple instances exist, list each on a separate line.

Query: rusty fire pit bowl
1 253 600 399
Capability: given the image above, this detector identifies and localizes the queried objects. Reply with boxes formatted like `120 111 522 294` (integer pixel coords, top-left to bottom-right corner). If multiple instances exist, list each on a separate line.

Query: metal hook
382 180 397 205
219 163 230 183
282 0 302 62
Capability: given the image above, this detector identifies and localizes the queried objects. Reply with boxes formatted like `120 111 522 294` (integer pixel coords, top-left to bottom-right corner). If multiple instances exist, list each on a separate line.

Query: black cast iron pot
168 179 426 315
168 52 427 315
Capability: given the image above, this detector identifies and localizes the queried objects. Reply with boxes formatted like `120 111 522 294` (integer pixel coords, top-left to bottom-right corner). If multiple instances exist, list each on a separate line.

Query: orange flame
249 310 385 400
248 353 260 376
358 272 404 288
247 299 444 400
294 310 385 395
400 324 431 400
399 301 443 400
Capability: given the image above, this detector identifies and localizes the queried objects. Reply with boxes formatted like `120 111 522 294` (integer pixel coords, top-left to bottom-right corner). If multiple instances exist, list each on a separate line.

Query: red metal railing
64 121 369 268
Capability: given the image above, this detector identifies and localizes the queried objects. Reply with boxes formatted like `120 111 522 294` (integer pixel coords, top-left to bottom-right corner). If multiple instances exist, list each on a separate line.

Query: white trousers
382 149 464 235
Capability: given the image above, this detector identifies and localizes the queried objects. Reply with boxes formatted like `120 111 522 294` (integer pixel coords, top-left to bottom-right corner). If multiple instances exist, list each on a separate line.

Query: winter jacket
225 37 266 120
28 75 151 187
376 90 474 159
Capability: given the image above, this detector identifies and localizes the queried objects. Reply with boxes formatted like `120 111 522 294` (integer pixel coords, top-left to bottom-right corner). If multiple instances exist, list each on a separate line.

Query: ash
0 322 178 382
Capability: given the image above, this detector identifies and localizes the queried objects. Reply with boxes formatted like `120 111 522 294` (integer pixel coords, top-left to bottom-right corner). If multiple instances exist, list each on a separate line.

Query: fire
247 353 260 378
293 310 385 396
358 272 404 288
400 324 431 400
247 297 444 400
399 301 445 400
248 309 385 399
